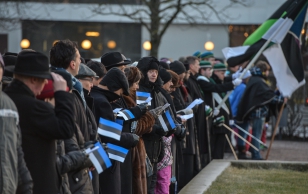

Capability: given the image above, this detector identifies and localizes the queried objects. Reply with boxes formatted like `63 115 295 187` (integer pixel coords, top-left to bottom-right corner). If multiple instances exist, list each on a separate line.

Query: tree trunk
149 0 160 58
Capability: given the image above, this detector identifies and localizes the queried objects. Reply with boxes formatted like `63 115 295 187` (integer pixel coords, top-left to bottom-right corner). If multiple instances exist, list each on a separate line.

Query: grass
205 166 308 194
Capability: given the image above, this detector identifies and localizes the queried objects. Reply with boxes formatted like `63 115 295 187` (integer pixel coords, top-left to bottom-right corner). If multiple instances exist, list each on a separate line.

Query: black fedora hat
101 52 131 70
13 51 52 79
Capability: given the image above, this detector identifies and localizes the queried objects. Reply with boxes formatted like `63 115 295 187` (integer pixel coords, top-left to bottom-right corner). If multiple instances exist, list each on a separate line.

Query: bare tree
90 0 251 57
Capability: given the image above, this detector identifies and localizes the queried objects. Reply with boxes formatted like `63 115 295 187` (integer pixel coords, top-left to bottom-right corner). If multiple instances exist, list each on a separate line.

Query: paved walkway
224 139 308 161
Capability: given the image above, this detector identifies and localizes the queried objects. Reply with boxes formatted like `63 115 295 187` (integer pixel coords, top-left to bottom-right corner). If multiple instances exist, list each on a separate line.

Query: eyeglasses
79 77 94 83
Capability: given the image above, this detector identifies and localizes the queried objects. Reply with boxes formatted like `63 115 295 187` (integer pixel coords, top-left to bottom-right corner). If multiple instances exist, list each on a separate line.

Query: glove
149 106 164 119
137 103 148 115
213 108 219 116
174 124 186 140
205 105 213 117
176 109 193 115
213 116 225 127
131 134 140 147
232 78 242 86
84 141 96 149
154 125 167 136
229 119 234 126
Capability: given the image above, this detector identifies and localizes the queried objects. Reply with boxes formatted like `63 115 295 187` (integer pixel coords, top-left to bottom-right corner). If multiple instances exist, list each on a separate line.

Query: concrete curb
179 160 308 194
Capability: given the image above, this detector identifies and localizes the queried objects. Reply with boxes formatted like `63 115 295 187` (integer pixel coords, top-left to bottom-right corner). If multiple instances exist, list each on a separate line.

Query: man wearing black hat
90 67 146 194
5 51 75 194
101 51 131 71
0 53 33 194
50 39 95 193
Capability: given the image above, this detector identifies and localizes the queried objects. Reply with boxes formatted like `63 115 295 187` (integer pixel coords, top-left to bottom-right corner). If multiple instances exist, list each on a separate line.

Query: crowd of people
0 39 286 194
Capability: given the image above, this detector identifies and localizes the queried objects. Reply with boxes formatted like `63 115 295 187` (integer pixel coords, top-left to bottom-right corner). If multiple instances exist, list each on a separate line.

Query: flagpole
225 134 238 160
216 18 291 110
234 123 268 148
265 102 286 160
222 124 259 151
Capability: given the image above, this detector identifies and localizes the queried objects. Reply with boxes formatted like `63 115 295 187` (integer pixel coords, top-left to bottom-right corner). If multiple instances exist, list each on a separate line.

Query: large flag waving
263 4 307 97
222 0 308 67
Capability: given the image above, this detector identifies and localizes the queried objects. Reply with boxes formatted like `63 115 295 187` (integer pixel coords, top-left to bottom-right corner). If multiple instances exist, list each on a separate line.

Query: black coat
5 79 75 194
91 86 136 194
171 87 196 155
185 74 208 154
197 74 234 134
67 90 94 194
236 75 276 123
111 97 143 194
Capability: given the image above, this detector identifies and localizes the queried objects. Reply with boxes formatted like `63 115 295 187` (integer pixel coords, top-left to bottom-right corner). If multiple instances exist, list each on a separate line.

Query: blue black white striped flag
98 118 123 141
106 143 129 163
118 109 135 120
158 110 176 132
136 91 151 105
88 142 112 174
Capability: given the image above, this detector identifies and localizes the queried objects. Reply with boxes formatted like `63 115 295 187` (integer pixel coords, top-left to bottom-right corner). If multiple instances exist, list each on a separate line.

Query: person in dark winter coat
5 51 75 194
0 53 33 194
50 40 94 193
184 56 209 168
169 60 198 190
136 56 172 194
236 61 286 160
124 66 155 194
91 67 145 194
76 63 101 194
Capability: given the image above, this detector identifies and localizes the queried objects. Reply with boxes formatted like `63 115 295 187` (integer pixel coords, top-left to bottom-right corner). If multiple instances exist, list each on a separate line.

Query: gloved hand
213 116 225 127
176 108 193 115
149 106 164 118
205 105 213 117
232 67 242 79
131 134 140 147
229 119 234 126
213 108 220 116
137 103 148 115
232 78 242 86
84 141 96 149
174 124 186 140
154 125 167 136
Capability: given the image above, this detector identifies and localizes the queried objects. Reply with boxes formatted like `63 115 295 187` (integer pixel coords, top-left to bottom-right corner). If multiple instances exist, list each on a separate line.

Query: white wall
142 24 229 60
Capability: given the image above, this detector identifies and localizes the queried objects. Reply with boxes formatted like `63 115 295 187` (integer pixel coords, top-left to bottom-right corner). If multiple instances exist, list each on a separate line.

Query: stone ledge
179 160 308 194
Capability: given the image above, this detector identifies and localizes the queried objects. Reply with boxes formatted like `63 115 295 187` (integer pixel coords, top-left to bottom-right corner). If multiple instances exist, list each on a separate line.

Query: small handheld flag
158 110 176 132
136 91 151 105
117 109 135 120
106 143 129 163
88 142 112 174
98 118 123 141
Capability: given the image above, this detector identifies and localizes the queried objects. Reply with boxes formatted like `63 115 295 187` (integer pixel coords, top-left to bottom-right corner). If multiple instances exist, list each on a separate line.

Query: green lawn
205 166 308 194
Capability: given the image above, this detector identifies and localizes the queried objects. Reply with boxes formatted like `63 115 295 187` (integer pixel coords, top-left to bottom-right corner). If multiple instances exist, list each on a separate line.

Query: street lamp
143 41 151 51
81 40 92 50
20 39 30 49
204 41 214 51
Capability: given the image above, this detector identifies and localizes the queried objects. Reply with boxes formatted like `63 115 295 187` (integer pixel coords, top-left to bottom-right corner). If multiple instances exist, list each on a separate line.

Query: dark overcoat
5 79 75 194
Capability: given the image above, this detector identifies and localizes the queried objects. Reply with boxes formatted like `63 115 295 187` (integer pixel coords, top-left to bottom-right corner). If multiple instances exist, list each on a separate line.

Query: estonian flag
106 143 129 163
136 91 151 105
263 4 307 97
222 0 308 67
98 118 123 141
118 109 135 120
158 110 176 132
89 142 112 174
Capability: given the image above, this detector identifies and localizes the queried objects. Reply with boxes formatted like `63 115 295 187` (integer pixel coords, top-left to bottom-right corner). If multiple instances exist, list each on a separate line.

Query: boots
237 146 250 160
